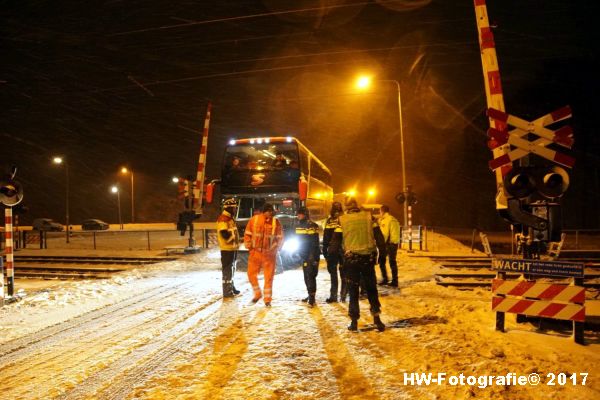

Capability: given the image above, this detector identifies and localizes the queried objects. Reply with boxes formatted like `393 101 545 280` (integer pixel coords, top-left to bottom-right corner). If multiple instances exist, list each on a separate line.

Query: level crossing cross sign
486 106 575 171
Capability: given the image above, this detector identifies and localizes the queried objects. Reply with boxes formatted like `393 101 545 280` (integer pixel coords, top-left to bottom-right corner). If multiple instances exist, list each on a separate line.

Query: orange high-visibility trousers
247 250 277 303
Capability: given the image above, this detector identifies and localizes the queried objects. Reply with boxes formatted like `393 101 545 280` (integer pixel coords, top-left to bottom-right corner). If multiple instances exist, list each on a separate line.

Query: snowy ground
0 233 598 399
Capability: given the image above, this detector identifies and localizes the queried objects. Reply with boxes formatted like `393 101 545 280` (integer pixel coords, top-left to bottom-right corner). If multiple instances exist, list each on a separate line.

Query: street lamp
52 156 70 243
355 75 408 226
367 187 377 203
110 185 123 230
120 167 135 223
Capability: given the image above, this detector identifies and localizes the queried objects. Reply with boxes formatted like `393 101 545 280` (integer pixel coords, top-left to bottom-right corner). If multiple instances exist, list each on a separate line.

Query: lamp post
356 76 408 226
111 186 123 230
120 167 135 223
53 156 70 243
367 187 377 204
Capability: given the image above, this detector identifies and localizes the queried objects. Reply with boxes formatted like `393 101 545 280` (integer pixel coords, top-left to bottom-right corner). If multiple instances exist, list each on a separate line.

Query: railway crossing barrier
491 258 585 344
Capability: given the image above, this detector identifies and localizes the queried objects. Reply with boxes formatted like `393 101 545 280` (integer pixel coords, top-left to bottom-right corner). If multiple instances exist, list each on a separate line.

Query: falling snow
0 234 598 399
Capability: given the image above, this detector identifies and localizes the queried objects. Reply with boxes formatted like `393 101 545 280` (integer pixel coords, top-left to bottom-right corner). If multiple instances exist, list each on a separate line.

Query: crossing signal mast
175 102 212 252
473 1 574 258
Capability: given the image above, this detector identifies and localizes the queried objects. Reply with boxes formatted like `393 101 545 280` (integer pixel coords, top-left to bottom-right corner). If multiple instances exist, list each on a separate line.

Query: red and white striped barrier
492 279 585 322
4 208 15 296
473 0 512 211
193 102 212 213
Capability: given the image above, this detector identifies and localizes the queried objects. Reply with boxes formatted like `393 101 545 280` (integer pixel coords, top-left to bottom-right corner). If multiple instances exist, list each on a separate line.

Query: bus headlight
281 237 300 253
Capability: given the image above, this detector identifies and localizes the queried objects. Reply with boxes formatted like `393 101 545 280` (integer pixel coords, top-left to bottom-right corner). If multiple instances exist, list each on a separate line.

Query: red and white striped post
407 205 413 251
1 248 4 305
4 208 15 296
193 101 212 214
473 0 512 209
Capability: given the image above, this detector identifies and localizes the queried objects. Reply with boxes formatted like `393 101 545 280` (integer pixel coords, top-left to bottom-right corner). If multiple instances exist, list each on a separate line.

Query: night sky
1 0 598 229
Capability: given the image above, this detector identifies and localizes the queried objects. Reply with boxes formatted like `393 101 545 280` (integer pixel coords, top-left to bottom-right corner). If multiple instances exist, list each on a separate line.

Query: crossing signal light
538 166 569 199
407 192 417 206
395 192 405 204
504 166 570 200
177 210 197 236
504 167 536 199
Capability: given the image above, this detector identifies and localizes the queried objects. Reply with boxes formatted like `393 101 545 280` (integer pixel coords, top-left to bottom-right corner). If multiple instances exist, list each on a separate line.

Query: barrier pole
407 205 413 252
574 277 585 345
495 271 506 332
4 208 15 296
0 257 4 306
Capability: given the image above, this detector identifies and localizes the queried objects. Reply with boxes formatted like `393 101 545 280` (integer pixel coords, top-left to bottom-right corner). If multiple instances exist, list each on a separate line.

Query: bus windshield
224 143 299 171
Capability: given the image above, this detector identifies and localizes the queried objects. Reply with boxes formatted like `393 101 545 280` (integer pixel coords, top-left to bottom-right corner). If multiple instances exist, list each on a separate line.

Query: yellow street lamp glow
111 186 119 193
347 189 357 197
121 167 129 174
53 156 63 164
368 188 376 197
356 76 372 90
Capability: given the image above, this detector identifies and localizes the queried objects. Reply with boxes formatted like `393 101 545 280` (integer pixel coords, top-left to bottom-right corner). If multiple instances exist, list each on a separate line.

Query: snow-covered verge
0 233 597 399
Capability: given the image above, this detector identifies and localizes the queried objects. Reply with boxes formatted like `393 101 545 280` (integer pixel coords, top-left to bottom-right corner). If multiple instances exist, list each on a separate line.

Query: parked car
32 218 64 231
81 219 109 231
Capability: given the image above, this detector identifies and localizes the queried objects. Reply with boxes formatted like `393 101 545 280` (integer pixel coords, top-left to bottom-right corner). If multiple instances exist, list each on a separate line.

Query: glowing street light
368 188 376 197
355 75 372 90
110 185 123 230
120 167 135 223
355 74 408 225
52 156 70 243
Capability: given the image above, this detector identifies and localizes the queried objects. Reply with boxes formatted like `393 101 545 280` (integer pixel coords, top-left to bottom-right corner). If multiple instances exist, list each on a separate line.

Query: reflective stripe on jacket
295 219 320 262
216 211 240 251
243 214 284 254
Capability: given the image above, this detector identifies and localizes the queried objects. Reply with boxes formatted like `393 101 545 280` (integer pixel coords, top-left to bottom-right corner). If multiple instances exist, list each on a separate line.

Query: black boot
232 285 241 295
223 282 234 298
301 297 309 303
374 315 385 332
386 280 398 287
308 294 316 307
325 296 337 303
348 319 358 331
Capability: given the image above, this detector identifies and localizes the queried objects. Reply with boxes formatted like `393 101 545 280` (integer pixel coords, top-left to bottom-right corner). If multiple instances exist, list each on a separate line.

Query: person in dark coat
322 202 345 302
295 207 320 306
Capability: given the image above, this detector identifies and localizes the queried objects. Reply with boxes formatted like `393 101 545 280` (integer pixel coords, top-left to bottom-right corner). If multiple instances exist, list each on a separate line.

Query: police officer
339 198 385 332
378 205 400 287
216 198 241 298
323 202 345 303
296 207 320 306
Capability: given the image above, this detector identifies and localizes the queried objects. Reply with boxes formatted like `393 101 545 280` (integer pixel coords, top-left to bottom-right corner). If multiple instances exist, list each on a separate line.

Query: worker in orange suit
243 203 284 307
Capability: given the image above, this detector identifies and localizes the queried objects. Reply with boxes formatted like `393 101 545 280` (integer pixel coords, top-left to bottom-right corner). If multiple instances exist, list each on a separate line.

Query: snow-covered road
1 243 598 399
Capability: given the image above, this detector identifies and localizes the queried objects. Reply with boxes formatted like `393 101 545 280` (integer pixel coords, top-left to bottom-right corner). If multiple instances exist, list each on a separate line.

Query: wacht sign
491 258 584 278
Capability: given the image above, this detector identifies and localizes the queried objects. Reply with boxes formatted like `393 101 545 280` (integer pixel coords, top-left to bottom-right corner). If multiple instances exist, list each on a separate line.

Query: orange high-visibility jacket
243 214 284 254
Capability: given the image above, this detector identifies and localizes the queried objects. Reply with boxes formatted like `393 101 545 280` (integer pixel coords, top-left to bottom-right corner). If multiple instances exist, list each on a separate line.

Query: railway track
1 255 178 279
9 255 177 265
430 254 600 292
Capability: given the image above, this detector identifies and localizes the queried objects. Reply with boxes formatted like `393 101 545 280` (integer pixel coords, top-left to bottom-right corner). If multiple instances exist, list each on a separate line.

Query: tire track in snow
122 302 268 399
0 279 189 358
69 297 263 400
0 281 222 399
0 279 194 372
0 283 209 386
